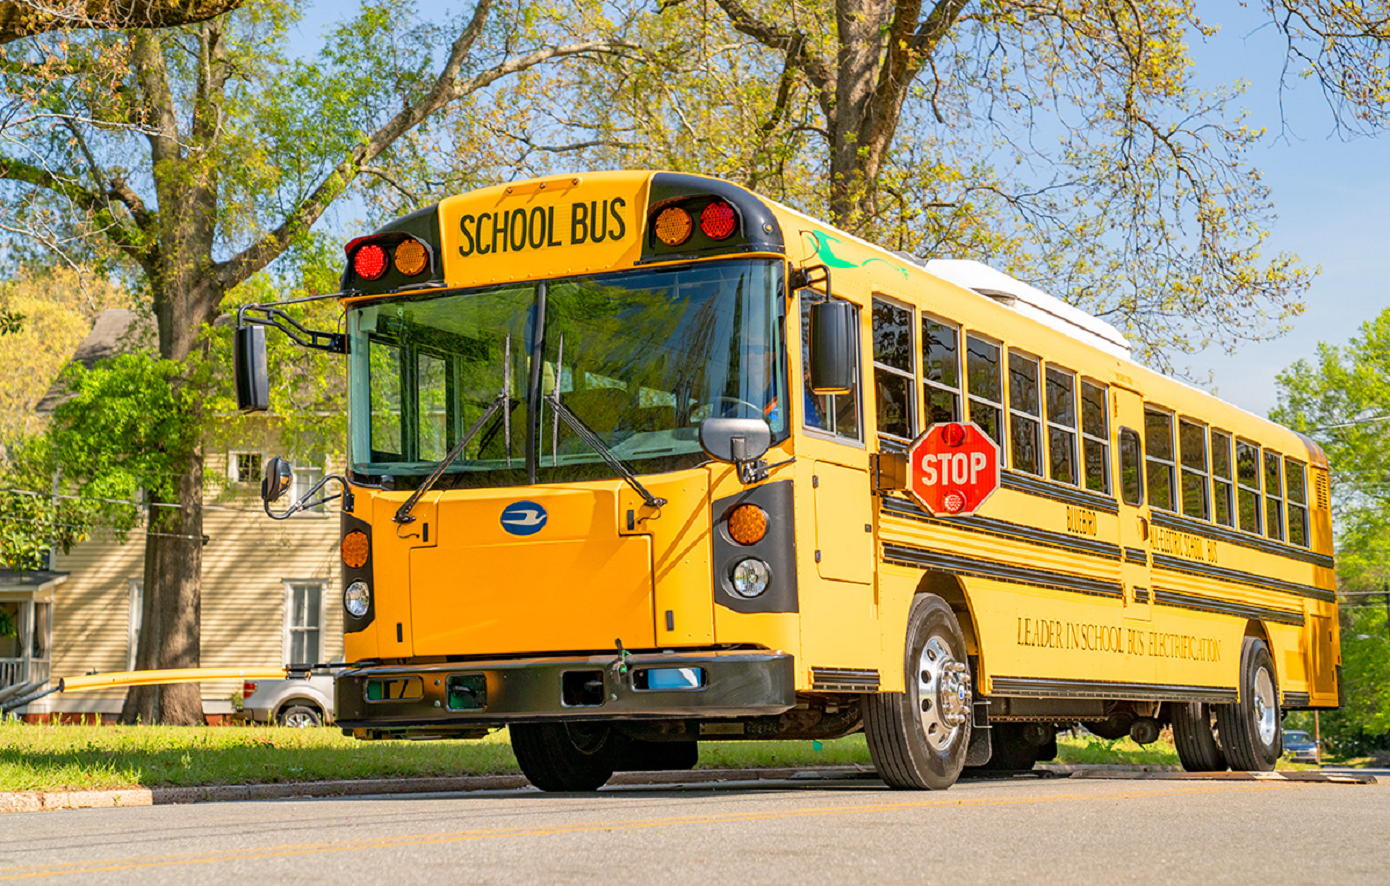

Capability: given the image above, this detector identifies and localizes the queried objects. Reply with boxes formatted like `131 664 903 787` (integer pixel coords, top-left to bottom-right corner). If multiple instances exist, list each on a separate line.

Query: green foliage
1273 305 1390 755
0 436 101 572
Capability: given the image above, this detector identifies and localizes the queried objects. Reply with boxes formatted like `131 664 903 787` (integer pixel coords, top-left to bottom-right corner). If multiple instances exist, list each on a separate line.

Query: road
0 771 1386 884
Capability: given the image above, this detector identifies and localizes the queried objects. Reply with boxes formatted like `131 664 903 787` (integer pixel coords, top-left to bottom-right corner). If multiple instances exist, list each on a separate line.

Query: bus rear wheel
865 594 972 790
1171 702 1228 772
1215 638 1282 772
510 722 618 791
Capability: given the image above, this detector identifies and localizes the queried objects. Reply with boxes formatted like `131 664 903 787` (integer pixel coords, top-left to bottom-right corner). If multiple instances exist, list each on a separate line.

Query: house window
291 462 327 515
871 298 915 441
283 581 326 666
228 452 262 484
128 579 143 671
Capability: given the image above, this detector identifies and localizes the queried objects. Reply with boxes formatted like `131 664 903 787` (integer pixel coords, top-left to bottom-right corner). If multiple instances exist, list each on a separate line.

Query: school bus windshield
346 258 788 489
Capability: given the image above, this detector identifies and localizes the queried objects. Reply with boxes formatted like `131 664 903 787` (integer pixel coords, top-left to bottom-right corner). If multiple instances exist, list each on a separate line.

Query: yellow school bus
235 170 1338 791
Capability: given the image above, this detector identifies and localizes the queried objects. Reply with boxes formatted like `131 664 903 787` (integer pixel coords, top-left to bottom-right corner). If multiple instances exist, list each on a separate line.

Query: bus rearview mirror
699 417 772 466
234 324 270 413
261 456 294 504
809 300 855 394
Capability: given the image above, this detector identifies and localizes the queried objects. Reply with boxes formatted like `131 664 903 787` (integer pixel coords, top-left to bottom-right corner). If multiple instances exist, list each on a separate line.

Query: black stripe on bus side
1151 587 1305 627
999 471 1121 514
881 543 1124 599
1148 510 1334 570
880 497 1122 562
1124 547 1148 564
1150 554 1335 604
989 676 1237 704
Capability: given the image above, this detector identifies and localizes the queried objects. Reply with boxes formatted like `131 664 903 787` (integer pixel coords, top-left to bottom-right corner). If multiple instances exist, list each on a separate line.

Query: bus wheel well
916 571 977 655
1243 620 1272 647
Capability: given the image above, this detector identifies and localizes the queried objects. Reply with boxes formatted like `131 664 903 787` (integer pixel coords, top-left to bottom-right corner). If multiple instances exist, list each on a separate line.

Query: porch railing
0 659 48 689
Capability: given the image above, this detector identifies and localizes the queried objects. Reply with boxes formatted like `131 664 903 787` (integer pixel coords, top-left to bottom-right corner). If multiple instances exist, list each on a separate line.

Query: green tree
0 0 627 723
1274 306 1390 755
540 1 1390 365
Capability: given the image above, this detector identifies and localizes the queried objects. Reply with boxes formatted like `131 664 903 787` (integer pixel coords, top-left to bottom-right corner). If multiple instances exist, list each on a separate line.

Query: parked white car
242 673 336 727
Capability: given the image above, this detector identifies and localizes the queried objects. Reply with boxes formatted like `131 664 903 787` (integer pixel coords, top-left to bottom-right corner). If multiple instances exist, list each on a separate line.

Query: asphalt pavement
0 770 1386 884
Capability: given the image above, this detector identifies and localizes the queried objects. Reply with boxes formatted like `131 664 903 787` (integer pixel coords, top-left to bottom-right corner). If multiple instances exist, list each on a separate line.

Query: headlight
344 580 371 618
730 558 771 597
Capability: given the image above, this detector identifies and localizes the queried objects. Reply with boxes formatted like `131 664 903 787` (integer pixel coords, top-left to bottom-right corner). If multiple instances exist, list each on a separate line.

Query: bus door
1112 386 1153 623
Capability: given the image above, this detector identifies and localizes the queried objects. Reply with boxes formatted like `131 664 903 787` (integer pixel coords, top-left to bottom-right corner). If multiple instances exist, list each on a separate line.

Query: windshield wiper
546 335 666 509
395 335 513 524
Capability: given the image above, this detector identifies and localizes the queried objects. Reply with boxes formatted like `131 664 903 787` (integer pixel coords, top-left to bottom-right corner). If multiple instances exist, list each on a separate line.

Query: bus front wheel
510 722 617 791
1214 638 1282 772
865 594 972 790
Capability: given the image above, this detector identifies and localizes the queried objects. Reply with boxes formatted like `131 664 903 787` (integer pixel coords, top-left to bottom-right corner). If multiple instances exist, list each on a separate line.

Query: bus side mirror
699 417 771 465
234 325 270 413
261 456 294 504
808 300 855 394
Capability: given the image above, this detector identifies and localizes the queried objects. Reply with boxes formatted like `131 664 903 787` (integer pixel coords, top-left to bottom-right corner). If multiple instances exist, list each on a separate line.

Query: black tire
865 594 972 790
277 704 323 728
1172 702 1228 772
1215 638 1282 771
509 722 618 791
616 739 698 772
974 723 1037 771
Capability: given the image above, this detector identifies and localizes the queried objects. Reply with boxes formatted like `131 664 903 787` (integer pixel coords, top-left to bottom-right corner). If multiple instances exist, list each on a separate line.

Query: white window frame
282 579 327 666
228 451 264 485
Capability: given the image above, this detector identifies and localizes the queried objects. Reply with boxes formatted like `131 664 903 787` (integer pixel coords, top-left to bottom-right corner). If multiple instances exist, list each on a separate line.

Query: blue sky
290 3 1387 418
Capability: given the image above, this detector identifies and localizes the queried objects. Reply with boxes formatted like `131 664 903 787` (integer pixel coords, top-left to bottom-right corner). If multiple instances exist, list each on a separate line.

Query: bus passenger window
801 293 862 441
1008 351 1042 476
1144 408 1176 511
966 335 1003 449
1119 427 1143 506
1080 381 1110 493
1236 440 1262 534
922 317 960 424
1045 367 1077 485
1286 458 1309 546
1265 450 1285 541
872 298 915 440
1179 418 1210 520
1211 430 1235 526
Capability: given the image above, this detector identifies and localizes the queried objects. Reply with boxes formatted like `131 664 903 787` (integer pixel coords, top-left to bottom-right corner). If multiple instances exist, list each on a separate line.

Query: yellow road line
0 782 1300 880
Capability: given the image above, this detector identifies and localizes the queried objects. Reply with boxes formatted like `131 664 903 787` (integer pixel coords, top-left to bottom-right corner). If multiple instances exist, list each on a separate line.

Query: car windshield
346 258 787 489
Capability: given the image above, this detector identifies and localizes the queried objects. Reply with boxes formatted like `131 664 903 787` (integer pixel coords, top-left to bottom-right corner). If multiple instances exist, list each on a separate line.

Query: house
5 309 344 722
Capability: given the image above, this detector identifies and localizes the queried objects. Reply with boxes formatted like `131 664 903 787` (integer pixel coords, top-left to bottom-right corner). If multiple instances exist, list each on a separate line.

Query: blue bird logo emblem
500 501 547 536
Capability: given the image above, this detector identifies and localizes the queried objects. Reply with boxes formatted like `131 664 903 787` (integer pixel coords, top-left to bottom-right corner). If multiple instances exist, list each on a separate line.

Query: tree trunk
120 445 206 724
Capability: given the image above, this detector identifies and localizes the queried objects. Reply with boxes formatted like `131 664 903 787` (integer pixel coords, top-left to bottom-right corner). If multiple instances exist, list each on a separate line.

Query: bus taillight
353 243 388 280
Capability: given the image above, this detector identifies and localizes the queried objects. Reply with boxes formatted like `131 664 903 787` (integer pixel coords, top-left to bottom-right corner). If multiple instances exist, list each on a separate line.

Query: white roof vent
920 259 1131 360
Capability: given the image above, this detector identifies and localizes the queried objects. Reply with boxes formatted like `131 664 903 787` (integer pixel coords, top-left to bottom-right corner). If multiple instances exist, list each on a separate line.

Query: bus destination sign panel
906 422 1001 516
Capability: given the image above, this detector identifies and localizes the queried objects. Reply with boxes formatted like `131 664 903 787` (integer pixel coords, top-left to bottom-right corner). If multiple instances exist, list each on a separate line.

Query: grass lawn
0 721 1318 793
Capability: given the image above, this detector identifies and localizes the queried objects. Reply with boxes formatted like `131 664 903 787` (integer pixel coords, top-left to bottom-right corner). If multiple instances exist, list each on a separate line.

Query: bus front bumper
334 650 796 733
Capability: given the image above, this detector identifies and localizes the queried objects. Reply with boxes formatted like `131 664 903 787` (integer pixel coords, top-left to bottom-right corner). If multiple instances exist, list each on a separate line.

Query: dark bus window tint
874 369 912 438
1144 409 1175 512
872 299 914 440
1236 440 1261 534
923 318 961 425
1211 430 1234 527
1179 419 1209 520
966 335 1003 449
1008 352 1041 475
1119 427 1143 506
1046 367 1077 485
1080 381 1110 494
1265 450 1285 541
872 301 912 371
1286 458 1309 547
800 293 862 441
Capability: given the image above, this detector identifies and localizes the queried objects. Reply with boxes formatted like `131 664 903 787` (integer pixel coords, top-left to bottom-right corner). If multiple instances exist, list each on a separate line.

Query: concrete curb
3 762 1372 813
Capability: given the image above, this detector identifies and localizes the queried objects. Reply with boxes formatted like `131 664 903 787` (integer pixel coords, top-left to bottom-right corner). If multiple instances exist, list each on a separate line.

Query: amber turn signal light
394 238 428 276
727 504 768 546
654 206 694 246
341 530 370 568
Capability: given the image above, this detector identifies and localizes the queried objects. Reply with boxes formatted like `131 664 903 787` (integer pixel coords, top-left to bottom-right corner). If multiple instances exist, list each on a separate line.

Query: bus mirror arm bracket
789 263 830 294
263 470 351 522
236 302 347 355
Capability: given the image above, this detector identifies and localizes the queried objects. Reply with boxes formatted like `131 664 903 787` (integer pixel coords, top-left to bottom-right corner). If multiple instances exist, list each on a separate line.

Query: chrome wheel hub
1253 666 1277 748
917 635 972 749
